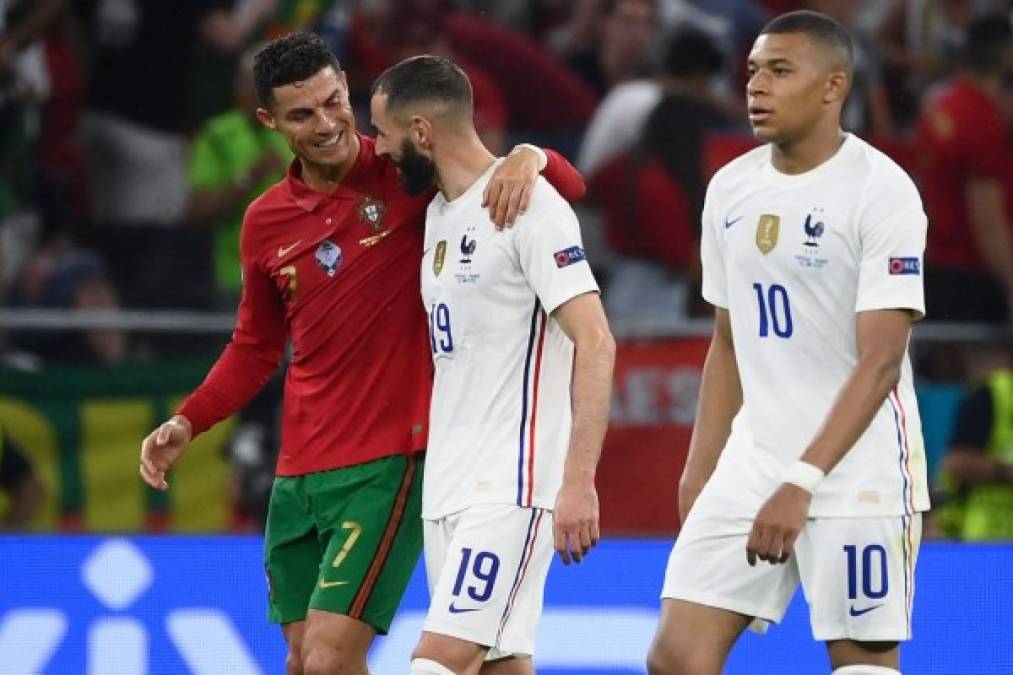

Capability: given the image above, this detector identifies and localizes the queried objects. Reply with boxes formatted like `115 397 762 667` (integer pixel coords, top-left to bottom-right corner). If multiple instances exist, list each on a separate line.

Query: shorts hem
812 627 912 642
423 619 532 657
661 587 785 625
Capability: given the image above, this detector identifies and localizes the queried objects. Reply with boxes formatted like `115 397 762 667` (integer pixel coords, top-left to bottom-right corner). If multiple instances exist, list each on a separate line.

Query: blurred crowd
0 0 1011 367
0 0 1011 536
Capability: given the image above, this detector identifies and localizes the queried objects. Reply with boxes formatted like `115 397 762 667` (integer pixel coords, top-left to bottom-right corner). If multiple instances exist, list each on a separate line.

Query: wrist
563 465 596 488
510 143 547 171
783 460 825 494
170 414 194 440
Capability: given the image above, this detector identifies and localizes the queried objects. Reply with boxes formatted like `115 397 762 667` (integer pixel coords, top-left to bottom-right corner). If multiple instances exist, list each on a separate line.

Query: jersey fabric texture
700 134 929 517
264 454 423 631
179 135 432 475
420 161 599 520
177 136 584 477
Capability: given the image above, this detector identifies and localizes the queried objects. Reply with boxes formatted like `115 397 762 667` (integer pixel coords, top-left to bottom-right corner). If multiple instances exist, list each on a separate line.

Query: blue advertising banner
0 537 1009 674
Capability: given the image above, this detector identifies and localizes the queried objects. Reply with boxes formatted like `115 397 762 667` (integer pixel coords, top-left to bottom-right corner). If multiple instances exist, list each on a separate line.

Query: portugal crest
357 196 390 247
433 240 447 276
756 214 780 255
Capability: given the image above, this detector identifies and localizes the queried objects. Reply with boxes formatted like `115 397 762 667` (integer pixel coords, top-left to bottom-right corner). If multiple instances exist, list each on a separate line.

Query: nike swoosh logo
318 580 350 589
278 241 303 257
849 604 883 617
724 216 743 229
448 602 480 614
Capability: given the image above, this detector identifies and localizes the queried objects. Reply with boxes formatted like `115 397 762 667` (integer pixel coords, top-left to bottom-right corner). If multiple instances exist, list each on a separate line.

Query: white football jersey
420 161 600 520
701 134 930 517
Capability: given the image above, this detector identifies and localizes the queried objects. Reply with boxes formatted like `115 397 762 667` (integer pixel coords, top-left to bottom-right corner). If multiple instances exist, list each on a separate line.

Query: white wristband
783 461 825 494
511 143 547 171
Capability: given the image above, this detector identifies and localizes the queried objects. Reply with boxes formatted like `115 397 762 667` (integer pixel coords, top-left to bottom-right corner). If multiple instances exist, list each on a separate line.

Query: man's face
746 33 839 144
370 92 437 195
603 0 656 64
257 66 356 169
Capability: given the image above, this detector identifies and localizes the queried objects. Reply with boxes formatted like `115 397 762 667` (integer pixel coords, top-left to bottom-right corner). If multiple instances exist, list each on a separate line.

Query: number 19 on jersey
429 302 454 355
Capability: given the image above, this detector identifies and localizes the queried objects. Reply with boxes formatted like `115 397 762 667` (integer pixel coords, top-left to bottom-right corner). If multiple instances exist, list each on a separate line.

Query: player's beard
396 139 437 196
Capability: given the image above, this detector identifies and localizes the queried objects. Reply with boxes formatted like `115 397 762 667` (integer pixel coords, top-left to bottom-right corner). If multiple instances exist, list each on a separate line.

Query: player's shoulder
848 135 921 210
707 143 771 195
522 176 576 224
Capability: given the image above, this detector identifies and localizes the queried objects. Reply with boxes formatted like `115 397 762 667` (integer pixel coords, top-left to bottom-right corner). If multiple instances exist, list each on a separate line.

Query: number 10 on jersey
752 283 793 338
429 302 454 354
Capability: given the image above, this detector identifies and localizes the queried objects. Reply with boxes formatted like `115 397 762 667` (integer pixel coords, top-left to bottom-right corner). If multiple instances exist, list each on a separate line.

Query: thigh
797 514 922 643
425 505 553 659
661 483 799 631
308 454 424 634
264 476 319 625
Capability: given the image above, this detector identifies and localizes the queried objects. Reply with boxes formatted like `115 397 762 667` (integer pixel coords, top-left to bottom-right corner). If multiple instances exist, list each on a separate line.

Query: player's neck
771 122 846 176
299 134 362 193
435 133 496 202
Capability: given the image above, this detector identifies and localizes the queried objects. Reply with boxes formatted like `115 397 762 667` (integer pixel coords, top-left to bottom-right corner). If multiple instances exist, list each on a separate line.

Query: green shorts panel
264 453 423 633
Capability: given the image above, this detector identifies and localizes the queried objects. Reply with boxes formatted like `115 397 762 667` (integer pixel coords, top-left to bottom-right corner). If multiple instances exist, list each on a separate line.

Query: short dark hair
663 27 724 78
253 32 341 108
371 55 473 121
962 13 1012 74
760 10 854 73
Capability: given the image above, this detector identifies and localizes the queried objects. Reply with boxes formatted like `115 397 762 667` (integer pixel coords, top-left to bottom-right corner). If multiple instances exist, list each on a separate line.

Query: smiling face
370 90 437 195
746 32 847 145
256 65 356 173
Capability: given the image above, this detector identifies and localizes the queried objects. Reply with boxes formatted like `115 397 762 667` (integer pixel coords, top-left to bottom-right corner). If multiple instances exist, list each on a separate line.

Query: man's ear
256 107 276 130
411 116 434 150
824 69 849 105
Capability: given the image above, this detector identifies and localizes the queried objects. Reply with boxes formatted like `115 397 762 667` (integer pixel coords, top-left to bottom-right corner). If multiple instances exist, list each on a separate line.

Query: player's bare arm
746 308 914 566
551 292 615 565
679 308 742 522
139 414 193 491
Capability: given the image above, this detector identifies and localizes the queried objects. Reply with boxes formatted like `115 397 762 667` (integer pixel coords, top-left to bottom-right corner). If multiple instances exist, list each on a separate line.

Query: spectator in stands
809 0 894 137
6 232 128 365
578 25 734 177
565 0 660 98
0 428 46 531
381 0 510 155
186 45 291 307
589 90 710 331
914 13 1013 323
75 0 275 309
938 348 1013 540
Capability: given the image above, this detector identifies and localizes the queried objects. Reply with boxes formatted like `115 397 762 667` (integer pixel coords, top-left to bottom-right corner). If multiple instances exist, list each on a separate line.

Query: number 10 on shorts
843 544 888 600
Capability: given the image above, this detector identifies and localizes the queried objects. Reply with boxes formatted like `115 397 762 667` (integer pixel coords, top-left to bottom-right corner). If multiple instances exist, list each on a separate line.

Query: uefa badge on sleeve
315 240 342 277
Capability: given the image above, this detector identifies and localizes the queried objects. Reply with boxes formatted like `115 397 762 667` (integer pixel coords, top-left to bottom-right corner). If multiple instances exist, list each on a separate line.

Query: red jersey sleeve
542 148 587 202
176 209 287 436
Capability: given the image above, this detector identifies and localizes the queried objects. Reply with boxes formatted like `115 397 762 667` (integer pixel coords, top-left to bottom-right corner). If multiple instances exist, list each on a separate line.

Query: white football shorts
662 477 922 642
423 504 554 658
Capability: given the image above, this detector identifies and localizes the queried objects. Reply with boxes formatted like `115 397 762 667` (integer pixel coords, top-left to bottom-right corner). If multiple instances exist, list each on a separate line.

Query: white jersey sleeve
854 180 927 319
513 200 600 313
699 183 728 309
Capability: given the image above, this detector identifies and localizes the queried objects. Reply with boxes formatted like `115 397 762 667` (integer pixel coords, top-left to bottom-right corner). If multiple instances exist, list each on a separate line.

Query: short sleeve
514 201 600 314
855 192 927 319
699 183 728 308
